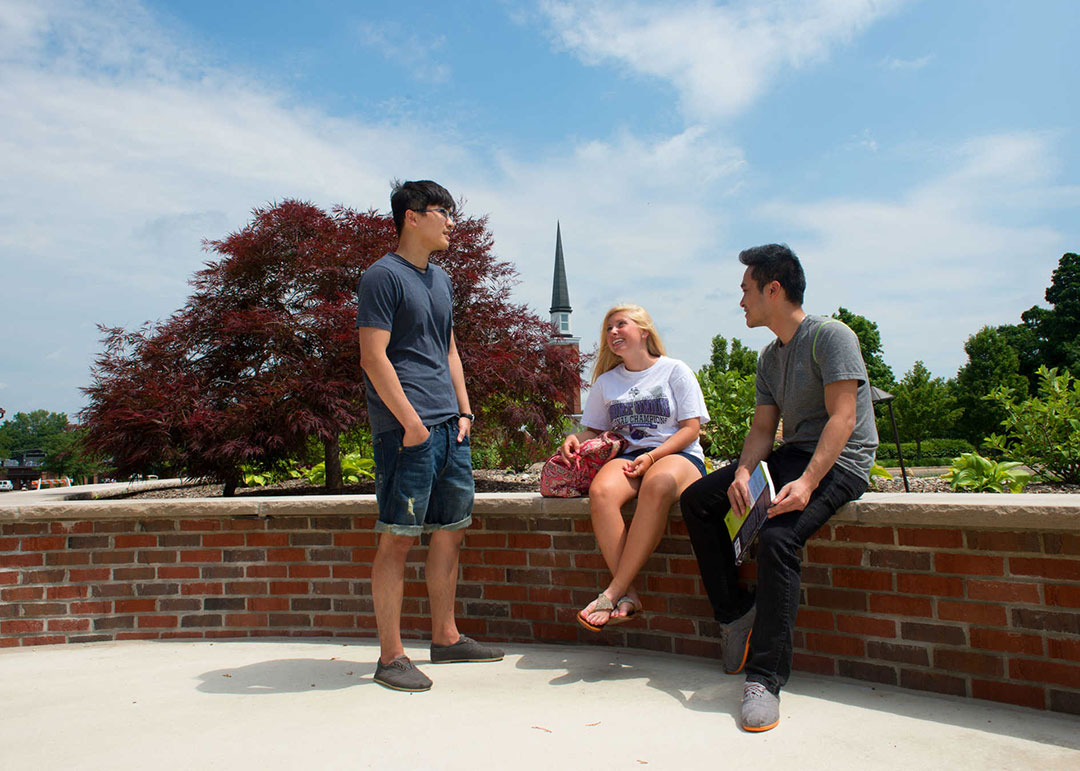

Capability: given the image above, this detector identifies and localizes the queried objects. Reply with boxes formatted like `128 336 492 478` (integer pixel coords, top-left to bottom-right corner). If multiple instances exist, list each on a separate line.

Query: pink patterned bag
539 431 629 498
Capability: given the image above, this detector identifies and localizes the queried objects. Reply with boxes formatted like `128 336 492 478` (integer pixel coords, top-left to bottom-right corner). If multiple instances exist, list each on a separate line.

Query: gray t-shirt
355 253 459 435
755 315 878 480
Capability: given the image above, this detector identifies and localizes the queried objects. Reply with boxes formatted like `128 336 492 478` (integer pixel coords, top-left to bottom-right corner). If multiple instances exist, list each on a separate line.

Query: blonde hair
592 304 667 383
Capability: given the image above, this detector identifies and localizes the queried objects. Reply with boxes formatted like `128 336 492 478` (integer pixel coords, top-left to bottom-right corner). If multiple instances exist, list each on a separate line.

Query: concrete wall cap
2 491 1079 529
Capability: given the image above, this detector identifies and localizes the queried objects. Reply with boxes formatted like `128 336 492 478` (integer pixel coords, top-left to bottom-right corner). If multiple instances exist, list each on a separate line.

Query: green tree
0 410 70 458
954 326 1029 447
1020 252 1080 375
43 427 109 483
892 361 961 458
832 308 894 388
82 201 583 494
696 333 757 461
996 322 1042 387
704 334 757 379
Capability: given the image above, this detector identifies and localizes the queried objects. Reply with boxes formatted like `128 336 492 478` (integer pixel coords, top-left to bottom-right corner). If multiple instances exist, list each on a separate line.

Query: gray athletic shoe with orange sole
719 605 756 674
741 681 780 732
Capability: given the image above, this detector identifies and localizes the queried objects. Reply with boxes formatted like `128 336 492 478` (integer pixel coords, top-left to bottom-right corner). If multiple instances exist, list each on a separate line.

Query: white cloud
0 1 469 416
0 0 749 416
355 21 450 83
0 0 49 55
540 0 910 121
882 54 934 70
847 129 879 152
466 125 747 366
757 132 1080 379
1 0 205 79
4 0 1074 426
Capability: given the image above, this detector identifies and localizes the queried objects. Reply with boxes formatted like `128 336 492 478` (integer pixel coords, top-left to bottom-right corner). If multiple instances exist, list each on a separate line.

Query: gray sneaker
374 655 432 692
430 635 505 664
718 605 756 674
741 681 780 732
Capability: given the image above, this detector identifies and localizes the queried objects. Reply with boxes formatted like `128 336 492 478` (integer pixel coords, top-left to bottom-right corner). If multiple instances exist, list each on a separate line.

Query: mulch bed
106 468 1079 499
108 470 538 499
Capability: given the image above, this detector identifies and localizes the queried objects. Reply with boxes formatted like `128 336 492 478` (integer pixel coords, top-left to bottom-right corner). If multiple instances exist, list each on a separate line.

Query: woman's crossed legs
580 454 703 629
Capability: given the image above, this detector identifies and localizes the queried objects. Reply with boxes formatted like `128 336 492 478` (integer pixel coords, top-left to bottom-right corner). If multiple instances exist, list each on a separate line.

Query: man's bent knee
680 474 727 519
755 524 801 567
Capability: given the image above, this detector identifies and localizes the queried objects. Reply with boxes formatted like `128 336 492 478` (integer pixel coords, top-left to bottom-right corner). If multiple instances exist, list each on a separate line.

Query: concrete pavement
1 639 1076 770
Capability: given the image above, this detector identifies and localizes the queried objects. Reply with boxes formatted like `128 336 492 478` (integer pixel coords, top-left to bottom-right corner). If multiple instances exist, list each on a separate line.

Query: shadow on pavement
781 676 1080 751
513 646 740 720
196 658 374 694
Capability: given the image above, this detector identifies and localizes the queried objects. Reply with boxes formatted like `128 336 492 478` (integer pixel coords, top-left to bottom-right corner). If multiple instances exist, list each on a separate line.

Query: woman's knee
588 479 632 511
639 470 680 503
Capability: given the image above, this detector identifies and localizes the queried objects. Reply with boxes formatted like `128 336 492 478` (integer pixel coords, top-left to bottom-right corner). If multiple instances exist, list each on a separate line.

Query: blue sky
1 0 1078 420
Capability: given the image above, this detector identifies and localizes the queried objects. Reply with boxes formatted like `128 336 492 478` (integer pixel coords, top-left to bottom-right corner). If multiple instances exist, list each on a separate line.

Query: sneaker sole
742 717 779 732
373 676 432 693
724 629 752 675
429 654 504 664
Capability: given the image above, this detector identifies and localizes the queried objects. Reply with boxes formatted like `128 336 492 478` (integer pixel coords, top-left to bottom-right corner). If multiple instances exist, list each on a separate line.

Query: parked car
0 480 13 492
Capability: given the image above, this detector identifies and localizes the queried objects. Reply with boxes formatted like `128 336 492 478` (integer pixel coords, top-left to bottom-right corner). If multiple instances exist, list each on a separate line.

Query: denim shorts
372 420 475 536
618 449 707 477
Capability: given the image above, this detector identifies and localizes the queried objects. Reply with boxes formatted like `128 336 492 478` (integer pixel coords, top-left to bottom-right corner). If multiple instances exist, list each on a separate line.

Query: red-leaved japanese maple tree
82 200 582 494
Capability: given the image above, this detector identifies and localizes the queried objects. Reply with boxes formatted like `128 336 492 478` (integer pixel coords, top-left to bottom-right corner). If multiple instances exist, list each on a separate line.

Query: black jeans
679 445 867 694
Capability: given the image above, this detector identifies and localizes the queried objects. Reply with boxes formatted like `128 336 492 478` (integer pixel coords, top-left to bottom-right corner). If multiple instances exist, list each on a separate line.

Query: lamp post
869 386 909 493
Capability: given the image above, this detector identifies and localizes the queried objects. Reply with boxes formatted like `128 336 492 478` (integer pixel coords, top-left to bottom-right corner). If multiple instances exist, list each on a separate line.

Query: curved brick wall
1 492 1078 715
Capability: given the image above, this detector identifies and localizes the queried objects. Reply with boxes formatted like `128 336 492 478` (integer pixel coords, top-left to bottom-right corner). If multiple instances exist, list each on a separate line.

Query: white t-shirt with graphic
581 356 710 462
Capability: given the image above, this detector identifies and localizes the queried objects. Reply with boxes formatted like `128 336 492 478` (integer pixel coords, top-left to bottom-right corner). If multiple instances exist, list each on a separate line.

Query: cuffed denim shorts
373 419 475 536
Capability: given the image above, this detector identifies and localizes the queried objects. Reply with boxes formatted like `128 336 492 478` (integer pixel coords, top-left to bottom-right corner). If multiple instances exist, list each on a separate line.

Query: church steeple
549 221 572 337
546 221 580 414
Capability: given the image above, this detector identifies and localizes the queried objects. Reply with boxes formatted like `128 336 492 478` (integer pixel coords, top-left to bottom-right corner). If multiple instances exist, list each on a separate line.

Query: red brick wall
793 523 1080 714
1 507 1077 715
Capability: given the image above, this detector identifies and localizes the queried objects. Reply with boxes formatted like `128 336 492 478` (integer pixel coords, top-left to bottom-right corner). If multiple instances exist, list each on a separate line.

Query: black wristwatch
459 413 475 422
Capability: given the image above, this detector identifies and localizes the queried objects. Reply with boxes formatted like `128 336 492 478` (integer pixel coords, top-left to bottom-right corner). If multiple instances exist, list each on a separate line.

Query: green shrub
869 463 892 480
339 425 373 459
304 453 374 485
941 452 1032 493
241 462 302 488
866 462 893 491
983 366 1080 483
471 406 573 471
875 438 974 462
878 455 962 467
470 445 502 470
697 369 756 462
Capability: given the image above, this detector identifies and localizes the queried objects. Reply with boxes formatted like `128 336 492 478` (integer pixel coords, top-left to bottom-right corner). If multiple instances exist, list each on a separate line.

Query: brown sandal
607 595 644 626
577 593 615 632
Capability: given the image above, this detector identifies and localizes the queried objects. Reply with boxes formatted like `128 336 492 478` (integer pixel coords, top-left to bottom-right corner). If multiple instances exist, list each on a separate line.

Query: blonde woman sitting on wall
561 304 710 631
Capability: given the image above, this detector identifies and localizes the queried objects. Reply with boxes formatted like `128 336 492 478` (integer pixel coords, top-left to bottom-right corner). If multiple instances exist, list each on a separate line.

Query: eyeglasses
416 207 455 223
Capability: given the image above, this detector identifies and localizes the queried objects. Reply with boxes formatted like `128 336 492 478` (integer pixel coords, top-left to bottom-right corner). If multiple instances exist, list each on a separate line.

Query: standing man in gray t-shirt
356 180 502 693
680 243 878 732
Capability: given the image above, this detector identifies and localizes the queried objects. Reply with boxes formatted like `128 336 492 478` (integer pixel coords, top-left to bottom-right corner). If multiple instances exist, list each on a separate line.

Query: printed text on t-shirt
608 386 671 440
